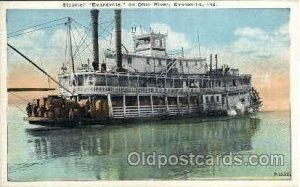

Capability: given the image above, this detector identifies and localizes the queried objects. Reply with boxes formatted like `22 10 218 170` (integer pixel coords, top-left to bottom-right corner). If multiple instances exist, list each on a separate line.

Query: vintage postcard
0 1 299 187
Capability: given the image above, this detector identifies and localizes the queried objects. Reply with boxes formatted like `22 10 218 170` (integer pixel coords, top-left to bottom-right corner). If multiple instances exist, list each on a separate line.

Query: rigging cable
72 19 114 31
7 43 73 95
11 103 27 115
7 22 66 38
7 17 68 36
72 23 92 56
73 20 114 58
70 28 84 65
9 92 29 102
71 18 91 31
8 93 31 115
64 24 68 64
72 23 93 56
73 24 93 55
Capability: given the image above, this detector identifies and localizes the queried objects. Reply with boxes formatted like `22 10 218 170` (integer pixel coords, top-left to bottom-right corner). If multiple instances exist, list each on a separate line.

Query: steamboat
8 9 262 126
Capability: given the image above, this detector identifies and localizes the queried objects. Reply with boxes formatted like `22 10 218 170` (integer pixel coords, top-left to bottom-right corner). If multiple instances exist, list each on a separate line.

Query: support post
107 94 113 118
165 76 167 89
165 95 169 114
123 95 126 118
137 94 140 118
198 94 202 110
173 77 175 88
150 94 154 116
188 94 191 114
226 92 229 110
177 95 180 115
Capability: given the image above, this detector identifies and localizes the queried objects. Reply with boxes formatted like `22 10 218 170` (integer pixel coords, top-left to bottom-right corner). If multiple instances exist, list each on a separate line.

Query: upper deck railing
60 85 251 96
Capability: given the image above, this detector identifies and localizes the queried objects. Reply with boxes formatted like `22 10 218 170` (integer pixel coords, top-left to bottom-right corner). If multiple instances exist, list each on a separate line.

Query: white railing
111 104 201 118
70 85 251 95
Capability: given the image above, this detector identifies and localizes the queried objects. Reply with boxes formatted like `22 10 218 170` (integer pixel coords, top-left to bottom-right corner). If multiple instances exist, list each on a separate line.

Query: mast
197 31 201 59
215 54 218 70
67 17 75 73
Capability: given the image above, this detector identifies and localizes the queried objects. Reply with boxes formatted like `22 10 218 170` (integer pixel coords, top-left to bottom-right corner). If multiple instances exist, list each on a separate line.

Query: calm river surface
7 106 291 181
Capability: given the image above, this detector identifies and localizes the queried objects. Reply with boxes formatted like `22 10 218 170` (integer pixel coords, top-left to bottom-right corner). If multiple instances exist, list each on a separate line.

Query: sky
6 8 290 111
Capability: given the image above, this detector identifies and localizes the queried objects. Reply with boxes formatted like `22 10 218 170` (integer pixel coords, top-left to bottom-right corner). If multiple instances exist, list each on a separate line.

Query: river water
7 106 291 181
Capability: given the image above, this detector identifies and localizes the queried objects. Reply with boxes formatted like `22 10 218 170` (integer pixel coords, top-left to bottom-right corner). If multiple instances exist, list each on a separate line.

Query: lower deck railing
111 104 219 119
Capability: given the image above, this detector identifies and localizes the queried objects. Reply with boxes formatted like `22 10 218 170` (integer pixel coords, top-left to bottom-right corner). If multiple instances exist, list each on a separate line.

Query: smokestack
115 9 123 72
215 54 218 70
209 54 212 72
91 9 99 71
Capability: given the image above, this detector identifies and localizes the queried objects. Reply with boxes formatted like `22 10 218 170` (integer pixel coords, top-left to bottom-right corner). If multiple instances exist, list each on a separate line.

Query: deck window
95 75 106 86
174 79 182 88
158 59 162 66
129 76 138 87
128 57 132 65
119 75 129 86
148 77 156 87
233 79 237 86
205 96 209 103
76 75 84 86
157 78 165 88
107 75 118 86
139 77 147 87
166 78 173 88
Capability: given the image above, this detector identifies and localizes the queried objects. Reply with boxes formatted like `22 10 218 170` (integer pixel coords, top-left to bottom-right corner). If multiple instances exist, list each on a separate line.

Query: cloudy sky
7 9 290 111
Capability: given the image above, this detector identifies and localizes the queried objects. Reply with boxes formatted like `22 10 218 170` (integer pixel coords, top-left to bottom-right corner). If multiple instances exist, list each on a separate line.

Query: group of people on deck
26 102 46 117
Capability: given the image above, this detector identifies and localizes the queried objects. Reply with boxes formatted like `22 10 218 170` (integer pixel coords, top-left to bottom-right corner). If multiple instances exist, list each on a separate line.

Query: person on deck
40 105 46 117
32 104 38 117
26 102 32 117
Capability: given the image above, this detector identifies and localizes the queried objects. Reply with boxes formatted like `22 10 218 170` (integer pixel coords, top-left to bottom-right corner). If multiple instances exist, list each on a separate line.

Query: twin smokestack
91 9 99 71
90 9 122 71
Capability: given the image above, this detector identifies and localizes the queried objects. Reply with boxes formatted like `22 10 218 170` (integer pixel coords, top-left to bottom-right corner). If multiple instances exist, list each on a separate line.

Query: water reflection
26 116 261 179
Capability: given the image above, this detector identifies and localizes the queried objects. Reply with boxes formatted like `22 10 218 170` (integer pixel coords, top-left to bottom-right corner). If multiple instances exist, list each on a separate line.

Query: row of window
205 95 220 103
61 75 250 88
135 38 165 48
128 57 201 67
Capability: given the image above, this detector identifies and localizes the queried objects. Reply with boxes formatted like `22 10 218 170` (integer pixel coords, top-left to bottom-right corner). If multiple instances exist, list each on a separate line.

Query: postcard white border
0 1 299 187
